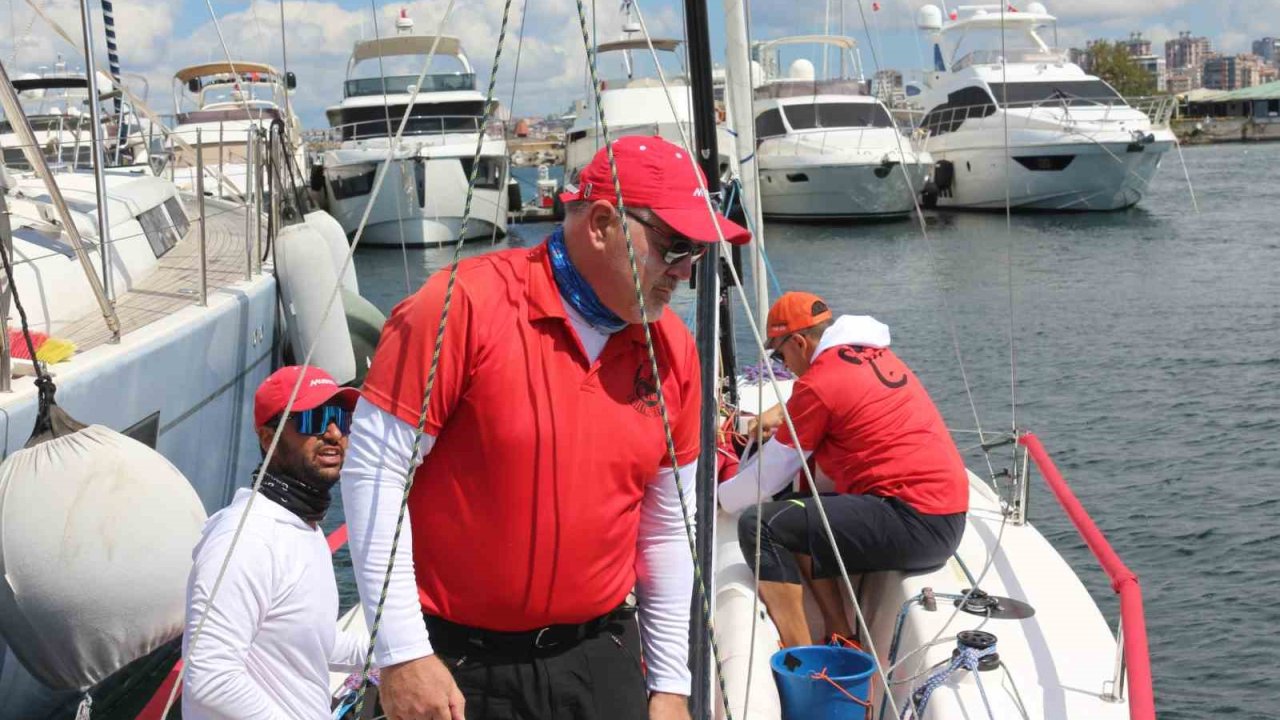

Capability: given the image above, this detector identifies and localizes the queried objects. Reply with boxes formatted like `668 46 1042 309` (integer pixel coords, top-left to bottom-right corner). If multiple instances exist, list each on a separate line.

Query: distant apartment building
1123 32 1152 57
1116 32 1166 93
1203 54 1269 91
1254 37 1280 66
1167 32 1212 69
1068 46 1091 72
1166 70 1198 94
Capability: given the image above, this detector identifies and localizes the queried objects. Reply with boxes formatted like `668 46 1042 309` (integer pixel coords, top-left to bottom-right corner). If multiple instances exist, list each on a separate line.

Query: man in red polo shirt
340 136 750 720
718 292 968 648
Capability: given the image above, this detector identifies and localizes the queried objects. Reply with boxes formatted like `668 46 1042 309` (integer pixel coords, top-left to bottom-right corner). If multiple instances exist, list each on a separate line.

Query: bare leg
798 555 855 640
757 580 813 647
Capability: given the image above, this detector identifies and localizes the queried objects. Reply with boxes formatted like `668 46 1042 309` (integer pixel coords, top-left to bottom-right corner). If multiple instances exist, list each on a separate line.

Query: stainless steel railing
916 95 1179 138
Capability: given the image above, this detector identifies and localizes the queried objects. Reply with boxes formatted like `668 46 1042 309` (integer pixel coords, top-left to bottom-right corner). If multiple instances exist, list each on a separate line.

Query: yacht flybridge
912 2 1176 211
169 61 302 200
751 35 932 219
316 11 508 247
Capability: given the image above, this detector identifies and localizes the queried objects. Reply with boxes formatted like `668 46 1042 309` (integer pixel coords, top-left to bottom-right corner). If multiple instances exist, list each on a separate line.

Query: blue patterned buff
547 225 628 333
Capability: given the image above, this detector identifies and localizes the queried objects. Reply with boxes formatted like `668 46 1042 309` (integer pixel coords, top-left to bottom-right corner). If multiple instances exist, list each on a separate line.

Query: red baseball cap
560 135 751 245
254 365 361 427
766 292 833 347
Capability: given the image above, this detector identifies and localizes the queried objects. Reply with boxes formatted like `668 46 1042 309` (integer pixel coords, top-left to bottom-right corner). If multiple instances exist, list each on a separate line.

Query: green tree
1087 41 1157 96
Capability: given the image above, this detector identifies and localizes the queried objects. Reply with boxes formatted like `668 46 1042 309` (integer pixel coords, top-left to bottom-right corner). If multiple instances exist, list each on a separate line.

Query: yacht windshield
347 55 475 97
201 82 284 108
782 102 893 130
986 81 1124 107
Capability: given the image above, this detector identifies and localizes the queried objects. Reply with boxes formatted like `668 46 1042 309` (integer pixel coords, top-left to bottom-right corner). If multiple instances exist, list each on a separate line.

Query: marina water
326 143 1278 719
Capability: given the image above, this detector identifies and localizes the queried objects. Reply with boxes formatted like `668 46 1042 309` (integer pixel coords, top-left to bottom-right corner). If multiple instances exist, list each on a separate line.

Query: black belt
425 604 637 656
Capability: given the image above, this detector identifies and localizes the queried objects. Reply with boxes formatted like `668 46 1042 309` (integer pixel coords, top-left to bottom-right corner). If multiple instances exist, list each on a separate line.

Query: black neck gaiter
256 468 333 524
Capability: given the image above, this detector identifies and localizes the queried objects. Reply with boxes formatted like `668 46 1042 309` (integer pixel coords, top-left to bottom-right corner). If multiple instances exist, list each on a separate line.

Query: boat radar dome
787 58 815 82
916 4 943 30
395 7 414 34
1026 2 1049 14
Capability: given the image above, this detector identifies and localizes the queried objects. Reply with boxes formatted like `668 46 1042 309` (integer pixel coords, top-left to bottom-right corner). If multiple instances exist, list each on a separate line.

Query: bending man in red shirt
718 292 968 648
340 136 750 720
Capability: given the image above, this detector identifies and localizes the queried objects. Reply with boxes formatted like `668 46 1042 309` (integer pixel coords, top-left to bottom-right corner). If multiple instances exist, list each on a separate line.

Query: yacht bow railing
324 116 502 143
917 95 1178 138
1017 432 1155 720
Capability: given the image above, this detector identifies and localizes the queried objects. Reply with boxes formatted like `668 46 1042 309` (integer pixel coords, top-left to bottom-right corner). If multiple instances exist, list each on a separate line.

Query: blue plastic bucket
770 645 876 720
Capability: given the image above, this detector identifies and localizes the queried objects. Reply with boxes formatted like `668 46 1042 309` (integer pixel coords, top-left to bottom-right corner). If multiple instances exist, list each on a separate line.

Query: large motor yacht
169 61 302 200
912 2 1176 211
316 11 508 247
751 35 932 219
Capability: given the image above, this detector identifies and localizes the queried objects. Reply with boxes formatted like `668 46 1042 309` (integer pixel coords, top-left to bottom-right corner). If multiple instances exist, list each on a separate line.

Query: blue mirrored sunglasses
287 405 352 436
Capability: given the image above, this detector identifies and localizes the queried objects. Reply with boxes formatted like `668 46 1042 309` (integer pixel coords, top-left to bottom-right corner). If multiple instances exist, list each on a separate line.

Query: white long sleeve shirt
183 488 367 720
340 307 697 694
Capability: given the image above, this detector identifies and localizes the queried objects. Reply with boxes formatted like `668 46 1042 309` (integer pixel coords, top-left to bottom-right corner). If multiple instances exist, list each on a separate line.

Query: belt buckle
533 626 558 650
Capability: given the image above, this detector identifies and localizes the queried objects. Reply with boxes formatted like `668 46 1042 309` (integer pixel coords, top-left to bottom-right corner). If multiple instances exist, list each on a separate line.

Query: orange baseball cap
766 292 832 347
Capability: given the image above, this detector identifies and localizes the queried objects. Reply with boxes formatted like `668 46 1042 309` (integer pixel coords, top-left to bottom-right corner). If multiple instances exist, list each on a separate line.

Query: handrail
0 60 121 341
136 522 352 720
917 94 1176 138
1018 432 1155 720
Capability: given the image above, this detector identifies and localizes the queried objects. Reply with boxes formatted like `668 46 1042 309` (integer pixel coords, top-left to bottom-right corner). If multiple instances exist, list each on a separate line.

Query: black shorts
738 492 965 584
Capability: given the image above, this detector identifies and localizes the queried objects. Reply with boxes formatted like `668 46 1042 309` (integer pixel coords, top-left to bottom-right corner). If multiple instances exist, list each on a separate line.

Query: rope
351 0 514 713
586 4 734 715
900 642 997 720
811 666 872 713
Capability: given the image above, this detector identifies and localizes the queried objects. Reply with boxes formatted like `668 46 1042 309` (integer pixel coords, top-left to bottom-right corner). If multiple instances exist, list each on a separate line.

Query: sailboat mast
77 0 113 304
683 0 724 712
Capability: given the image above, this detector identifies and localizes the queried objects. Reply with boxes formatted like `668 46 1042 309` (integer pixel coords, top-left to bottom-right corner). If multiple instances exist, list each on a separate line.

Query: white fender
275 222 357 384
0 426 207 691
304 210 359 296
714 509 783 719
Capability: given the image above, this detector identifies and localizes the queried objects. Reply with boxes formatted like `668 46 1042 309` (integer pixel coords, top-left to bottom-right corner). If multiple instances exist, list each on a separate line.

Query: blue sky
2 0 1276 128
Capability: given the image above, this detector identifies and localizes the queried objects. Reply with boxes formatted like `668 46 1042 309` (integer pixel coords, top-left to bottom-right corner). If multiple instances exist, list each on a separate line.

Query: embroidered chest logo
630 362 661 417
836 346 908 389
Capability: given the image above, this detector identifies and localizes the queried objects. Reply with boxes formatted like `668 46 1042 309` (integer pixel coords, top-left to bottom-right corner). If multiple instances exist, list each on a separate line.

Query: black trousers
739 492 965 584
425 613 649 720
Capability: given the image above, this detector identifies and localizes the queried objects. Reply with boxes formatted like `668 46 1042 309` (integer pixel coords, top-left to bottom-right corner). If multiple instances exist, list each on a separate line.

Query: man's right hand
379 654 465 720
746 403 785 443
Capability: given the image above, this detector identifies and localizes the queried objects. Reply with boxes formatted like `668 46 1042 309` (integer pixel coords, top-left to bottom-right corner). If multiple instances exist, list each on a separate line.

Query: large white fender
0 425 207 691
714 509 784 719
275 222 357 384
304 210 359 296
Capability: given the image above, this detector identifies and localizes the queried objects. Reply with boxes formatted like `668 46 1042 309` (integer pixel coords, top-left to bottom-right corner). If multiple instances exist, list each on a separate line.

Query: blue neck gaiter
547 226 627 333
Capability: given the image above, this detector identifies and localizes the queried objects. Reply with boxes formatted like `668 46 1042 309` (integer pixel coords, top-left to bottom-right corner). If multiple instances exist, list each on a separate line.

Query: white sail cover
0 425 207 691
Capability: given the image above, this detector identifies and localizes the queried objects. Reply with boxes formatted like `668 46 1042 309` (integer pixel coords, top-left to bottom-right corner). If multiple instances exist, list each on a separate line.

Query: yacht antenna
77 0 114 305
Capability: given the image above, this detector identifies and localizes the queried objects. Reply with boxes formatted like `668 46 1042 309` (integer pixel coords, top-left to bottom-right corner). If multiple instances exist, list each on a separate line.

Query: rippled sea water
327 144 1279 719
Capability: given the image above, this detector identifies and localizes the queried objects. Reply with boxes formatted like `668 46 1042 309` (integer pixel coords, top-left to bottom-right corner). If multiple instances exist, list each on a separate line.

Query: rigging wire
622 5 903 715
348 0 515 714
167 3 470 714
367 0 413 296
853 0 999 484
572 2 736 715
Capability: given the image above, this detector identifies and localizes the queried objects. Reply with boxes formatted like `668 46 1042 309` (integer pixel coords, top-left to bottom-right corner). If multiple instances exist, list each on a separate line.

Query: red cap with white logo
560 135 751 245
254 365 361 427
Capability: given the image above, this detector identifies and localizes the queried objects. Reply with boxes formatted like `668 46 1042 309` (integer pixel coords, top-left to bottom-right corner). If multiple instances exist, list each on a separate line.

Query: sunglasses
623 212 710 266
766 333 797 361
281 404 352 436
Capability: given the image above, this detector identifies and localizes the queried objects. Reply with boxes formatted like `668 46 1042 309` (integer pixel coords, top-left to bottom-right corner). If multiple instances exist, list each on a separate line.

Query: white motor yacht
562 6 736 195
317 11 508 247
912 3 1176 211
169 61 302 200
751 35 932 219
2 64 157 172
